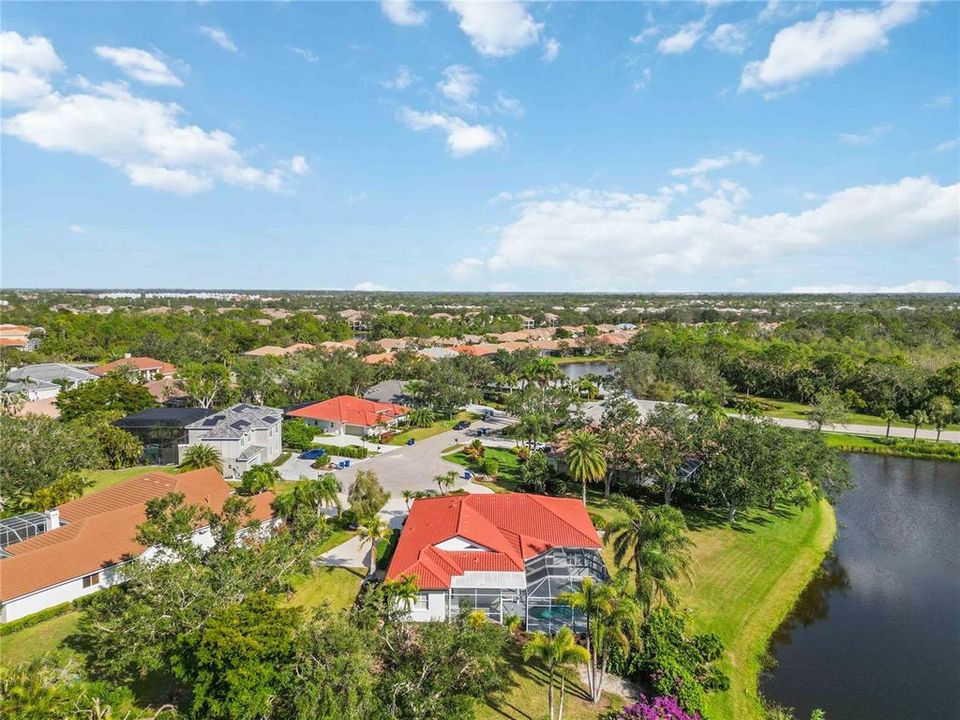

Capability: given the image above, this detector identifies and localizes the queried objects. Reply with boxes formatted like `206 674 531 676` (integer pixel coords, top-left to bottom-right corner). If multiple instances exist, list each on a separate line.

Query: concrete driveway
330 410 515 496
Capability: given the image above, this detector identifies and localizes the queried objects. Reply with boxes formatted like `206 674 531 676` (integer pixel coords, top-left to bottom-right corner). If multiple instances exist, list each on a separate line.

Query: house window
82 572 100 588
413 593 429 610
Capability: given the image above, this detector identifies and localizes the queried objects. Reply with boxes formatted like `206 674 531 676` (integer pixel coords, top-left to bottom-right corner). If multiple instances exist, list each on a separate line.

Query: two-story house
180 403 283 478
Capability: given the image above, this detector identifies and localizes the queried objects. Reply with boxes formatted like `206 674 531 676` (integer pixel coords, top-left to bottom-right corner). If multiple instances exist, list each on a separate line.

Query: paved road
328 411 516 498
734 414 960 443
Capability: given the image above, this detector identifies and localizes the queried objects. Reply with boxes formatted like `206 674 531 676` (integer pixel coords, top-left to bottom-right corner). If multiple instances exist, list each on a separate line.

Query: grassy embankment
388 411 480 445
741 395 959 431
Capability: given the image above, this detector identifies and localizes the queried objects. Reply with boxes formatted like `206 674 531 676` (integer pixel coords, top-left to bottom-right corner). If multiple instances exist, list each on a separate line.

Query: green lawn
477 644 625 720
388 411 480 445
1 610 81 666
736 395 959 431
676 499 835 720
286 567 365 612
86 465 168 493
444 446 522 488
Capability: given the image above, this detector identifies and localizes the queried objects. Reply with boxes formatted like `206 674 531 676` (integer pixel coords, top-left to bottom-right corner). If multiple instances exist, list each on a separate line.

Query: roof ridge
527 495 600 547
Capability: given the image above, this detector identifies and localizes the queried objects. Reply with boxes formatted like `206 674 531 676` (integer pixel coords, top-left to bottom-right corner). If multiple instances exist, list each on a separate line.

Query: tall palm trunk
603 470 612 498
594 653 608 703
581 479 587 506
557 674 566 720
547 668 555 720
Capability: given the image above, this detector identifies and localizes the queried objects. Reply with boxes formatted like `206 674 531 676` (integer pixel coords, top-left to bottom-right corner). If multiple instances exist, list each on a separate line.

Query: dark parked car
299 448 326 460
453 420 471 430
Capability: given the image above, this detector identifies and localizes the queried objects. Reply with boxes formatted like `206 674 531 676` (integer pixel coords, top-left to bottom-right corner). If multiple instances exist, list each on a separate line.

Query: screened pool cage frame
450 547 609 634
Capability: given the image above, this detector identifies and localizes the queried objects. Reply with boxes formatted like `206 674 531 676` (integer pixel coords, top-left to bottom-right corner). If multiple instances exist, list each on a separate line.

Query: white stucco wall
405 591 447 621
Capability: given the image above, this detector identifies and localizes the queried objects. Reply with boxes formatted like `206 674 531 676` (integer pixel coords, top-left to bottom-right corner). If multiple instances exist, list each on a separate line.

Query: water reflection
768 553 850 648
760 455 960 719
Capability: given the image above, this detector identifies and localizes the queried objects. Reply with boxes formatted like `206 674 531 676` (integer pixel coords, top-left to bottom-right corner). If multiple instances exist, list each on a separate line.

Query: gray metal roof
6 363 97 384
184 403 281 439
2 380 58 394
362 379 412 404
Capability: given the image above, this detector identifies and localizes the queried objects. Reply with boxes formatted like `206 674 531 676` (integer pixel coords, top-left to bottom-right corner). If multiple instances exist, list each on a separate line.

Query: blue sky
2 1 958 292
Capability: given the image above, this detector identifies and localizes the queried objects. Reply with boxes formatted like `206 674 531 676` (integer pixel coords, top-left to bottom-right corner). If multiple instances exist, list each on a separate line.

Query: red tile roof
386 493 603 590
0 337 28 347
90 356 177 376
0 468 274 602
287 395 409 427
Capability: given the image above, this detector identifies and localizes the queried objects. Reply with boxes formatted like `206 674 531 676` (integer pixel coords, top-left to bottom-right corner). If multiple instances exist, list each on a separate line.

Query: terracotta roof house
0 467 275 622
386 493 608 631
378 338 408 351
244 343 315 357
363 352 396 365
287 395 409 436
0 324 35 350
418 347 459 360
451 343 499 357
90 356 176 380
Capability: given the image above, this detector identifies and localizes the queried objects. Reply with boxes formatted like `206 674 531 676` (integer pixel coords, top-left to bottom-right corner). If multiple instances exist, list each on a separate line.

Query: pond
558 361 611 379
760 454 960 719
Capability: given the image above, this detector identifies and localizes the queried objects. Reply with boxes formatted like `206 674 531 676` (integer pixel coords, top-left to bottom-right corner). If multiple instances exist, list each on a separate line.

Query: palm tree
907 410 928 441
605 497 692 614
557 576 604 701
358 515 389 576
565 430 606 505
522 627 590 720
881 409 898 438
179 444 223 474
434 470 457 495
409 407 436 428
402 489 416 510
464 438 486 462
589 572 642 702
383 574 419 614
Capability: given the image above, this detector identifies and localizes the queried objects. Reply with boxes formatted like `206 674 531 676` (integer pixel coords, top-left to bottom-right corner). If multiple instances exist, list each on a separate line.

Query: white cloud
288 46 319 63
789 280 958 294
2 34 304 195
381 0 427 27
381 65 417 90
670 149 762 177
353 281 390 291
449 257 485 279
474 176 958 288
94 46 182 87
935 138 959 153
199 26 238 53
542 38 560 62
630 26 660 44
633 67 653 91
447 0 543 57
69 224 88 235
0 31 64 105
836 124 891 145
926 94 953 108
399 107 502 156
288 155 309 175
741 3 920 93
706 23 749 54
437 65 479 107
657 20 706 55
494 92 524 117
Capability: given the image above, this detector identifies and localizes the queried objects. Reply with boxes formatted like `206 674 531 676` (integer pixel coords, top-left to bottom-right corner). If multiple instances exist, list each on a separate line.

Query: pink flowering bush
611 695 702 720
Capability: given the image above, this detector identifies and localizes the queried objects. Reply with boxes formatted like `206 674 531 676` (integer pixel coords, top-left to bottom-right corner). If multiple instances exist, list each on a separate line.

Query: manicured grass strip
477 643 624 720
735 395 959 431
316 529 356 555
388 411 481 445
677 499 836 720
823 433 960 461
286 567 365 612
1 610 81 666
86 465 168 494
444 447 522 486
